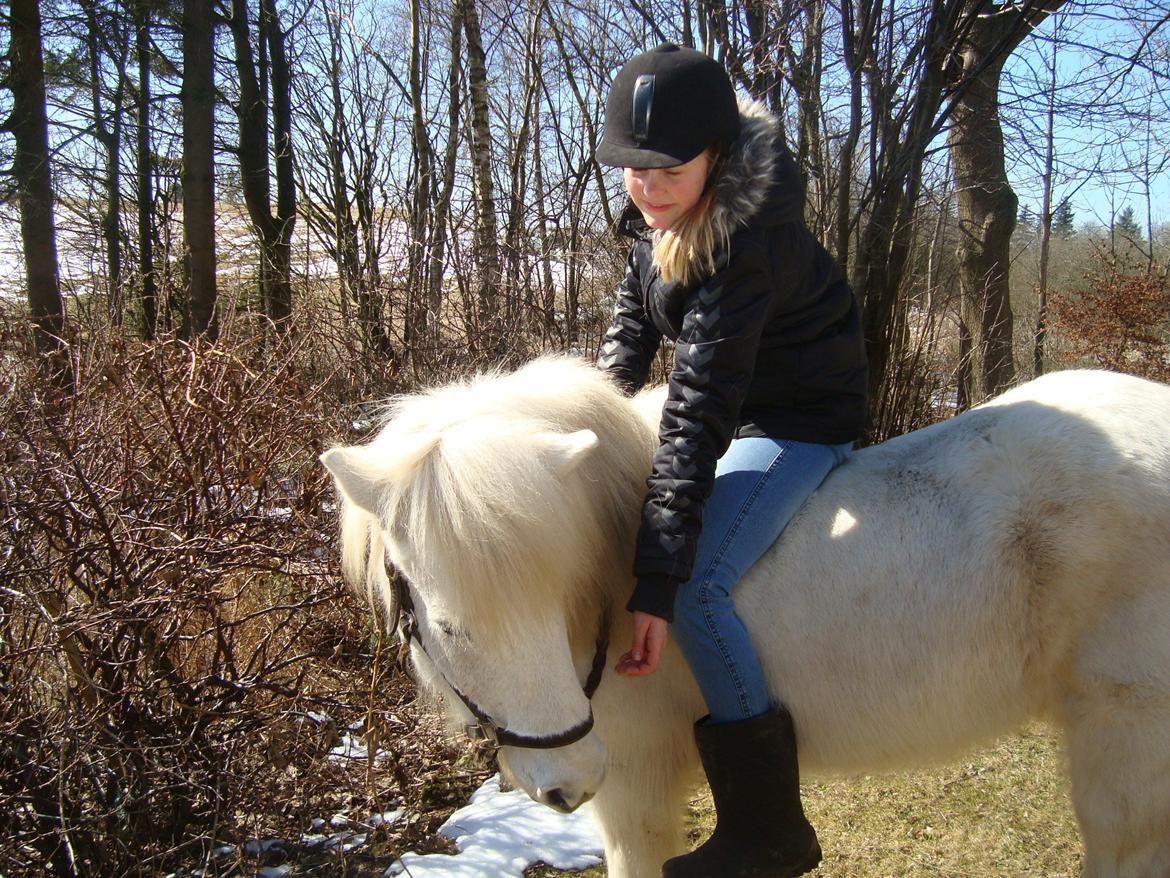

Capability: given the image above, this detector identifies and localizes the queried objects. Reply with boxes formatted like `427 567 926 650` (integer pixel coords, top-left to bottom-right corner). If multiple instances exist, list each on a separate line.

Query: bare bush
0 323 430 876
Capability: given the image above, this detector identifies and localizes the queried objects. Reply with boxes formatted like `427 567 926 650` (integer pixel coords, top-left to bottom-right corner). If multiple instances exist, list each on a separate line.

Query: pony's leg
591 751 694 878
1065 700 1170 878
1062 595 1170 878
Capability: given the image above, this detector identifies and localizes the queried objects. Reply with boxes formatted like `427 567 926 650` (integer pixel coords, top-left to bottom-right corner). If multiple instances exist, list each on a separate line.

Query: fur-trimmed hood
617 97 802 244
707 98 788 241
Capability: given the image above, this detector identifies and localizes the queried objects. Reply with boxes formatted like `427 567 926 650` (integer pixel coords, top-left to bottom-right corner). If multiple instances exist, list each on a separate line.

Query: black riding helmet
597 43 740 169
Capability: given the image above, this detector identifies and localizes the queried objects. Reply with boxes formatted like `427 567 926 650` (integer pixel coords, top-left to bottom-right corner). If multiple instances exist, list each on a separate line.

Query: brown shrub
0 325 458 877
1049 253 1170 383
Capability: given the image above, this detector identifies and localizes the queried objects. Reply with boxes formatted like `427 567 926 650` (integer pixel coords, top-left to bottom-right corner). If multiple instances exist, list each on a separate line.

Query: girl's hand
615 611 668 676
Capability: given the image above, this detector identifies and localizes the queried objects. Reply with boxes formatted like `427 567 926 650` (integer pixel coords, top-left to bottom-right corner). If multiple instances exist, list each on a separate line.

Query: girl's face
623 151 711 231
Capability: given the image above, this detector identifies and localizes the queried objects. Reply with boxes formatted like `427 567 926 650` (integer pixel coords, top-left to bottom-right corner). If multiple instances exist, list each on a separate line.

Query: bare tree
228 0 296 328
947 0 1065 406
427 4 463 352
134 0 159 339
1032 20 1059 377
78 0 133 327
501 0 545 332
457 0 502 351
405 0 436 352
181 0 218 338
847 0 962 432
5 0 70 382
292 0 398 368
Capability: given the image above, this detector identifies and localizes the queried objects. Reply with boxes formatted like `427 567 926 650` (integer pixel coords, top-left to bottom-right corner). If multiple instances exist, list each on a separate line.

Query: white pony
322 357 1170 878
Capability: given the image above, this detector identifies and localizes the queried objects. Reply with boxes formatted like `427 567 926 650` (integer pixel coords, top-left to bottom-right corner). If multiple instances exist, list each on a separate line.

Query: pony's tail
337 495 397 628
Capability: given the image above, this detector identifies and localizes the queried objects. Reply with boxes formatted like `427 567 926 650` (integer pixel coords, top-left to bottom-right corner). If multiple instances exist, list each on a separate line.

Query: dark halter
393 575 611 751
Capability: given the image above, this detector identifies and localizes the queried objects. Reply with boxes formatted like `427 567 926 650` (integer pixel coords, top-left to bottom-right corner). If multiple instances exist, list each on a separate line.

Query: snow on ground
163 714 604 877
171 772 603 877
325 717 604 873
387 773 603 878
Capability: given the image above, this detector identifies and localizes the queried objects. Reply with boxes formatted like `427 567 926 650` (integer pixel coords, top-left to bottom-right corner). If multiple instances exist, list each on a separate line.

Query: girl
595 44 868 878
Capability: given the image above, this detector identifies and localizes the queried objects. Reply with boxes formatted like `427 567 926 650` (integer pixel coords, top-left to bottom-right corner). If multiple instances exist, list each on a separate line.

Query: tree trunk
406 0 435 355
262 0 296 325
135 0 159 339
7 0 71 383
850 0 958 434
948 4 1016 403
82 0 130 328
948 0 1065 403
743 0 780 108
181 0 218 338
531 89 556 339
315 7 394 365
504 4 541 331
787 0 825 201
1033 30 1058 378
229 0 295 329
426 7 462 352
836 0 873 271
458 0 502 349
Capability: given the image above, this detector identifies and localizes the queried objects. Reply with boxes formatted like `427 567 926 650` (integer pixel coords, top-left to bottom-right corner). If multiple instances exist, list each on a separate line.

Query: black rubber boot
662 707 822 878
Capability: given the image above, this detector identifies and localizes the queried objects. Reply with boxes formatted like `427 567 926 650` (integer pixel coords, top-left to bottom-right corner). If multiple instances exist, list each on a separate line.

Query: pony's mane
337 357 656 637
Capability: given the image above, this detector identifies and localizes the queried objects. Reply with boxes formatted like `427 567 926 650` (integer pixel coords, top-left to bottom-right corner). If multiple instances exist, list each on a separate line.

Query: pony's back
734 369 1170 772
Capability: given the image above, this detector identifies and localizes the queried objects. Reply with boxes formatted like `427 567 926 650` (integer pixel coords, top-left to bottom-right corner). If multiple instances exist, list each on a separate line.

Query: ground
527 723 1081 877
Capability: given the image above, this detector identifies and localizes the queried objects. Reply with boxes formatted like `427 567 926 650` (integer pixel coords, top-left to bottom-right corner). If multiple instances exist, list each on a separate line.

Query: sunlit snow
386 774 604 877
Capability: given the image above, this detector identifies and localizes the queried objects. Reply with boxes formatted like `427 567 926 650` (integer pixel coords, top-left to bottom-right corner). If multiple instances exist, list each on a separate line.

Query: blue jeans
671 437 852 724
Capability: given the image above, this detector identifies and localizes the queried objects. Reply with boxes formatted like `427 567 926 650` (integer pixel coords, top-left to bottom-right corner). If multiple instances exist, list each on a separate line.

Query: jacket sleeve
596 250 662 395
626 242 775 621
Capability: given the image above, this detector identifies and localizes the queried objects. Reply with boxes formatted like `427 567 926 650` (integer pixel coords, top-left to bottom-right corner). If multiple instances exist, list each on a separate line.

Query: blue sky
1002 4 1170 229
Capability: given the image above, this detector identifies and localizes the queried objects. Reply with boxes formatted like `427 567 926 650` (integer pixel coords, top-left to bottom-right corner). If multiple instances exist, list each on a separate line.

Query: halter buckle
466 720 500 748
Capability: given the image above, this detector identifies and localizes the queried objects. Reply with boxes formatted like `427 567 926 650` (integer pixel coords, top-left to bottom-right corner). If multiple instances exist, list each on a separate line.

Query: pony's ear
535 429 598 475
321 432 440 513
320 446 387 515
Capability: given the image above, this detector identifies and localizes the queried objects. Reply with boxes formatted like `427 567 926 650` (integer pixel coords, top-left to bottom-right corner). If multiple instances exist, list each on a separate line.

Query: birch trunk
458 0 502 348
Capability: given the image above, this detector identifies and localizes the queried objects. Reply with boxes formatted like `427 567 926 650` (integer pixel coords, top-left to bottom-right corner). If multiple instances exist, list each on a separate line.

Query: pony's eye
435 619 469 641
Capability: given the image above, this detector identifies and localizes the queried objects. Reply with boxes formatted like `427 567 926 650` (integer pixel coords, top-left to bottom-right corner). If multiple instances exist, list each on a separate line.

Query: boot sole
788 840 822 876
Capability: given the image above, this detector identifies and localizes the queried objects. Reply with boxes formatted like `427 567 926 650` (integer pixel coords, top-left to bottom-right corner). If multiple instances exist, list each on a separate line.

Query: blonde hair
652 145 724 286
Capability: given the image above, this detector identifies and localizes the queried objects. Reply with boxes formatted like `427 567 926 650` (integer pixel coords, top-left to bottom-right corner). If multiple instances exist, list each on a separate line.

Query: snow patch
386 774 603 877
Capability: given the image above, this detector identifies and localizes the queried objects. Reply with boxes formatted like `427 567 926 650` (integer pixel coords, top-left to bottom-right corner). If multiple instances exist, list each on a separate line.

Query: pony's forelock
334 357 656 640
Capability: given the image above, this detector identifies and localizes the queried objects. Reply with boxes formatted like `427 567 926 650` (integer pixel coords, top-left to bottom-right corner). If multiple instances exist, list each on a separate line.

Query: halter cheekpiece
393 574 610 751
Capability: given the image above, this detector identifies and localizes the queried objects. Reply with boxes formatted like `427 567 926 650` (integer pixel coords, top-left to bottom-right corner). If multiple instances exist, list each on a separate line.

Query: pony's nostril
543 787 574 813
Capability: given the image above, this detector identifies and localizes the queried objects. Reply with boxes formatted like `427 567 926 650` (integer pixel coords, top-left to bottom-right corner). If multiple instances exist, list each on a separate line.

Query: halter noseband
394 576 610 751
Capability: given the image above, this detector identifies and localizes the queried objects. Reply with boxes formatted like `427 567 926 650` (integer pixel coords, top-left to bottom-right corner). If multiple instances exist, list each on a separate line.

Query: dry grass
531 723 1081 877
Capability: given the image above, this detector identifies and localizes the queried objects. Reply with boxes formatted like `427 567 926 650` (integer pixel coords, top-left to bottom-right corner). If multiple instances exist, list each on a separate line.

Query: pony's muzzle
536 785 594 814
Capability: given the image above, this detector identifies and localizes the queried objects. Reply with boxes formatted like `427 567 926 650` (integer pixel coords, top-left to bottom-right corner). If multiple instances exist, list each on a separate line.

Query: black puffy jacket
597 99 868 621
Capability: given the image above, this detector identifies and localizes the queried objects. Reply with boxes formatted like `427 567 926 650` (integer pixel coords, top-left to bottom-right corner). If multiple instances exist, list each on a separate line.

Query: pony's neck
570 407 657 638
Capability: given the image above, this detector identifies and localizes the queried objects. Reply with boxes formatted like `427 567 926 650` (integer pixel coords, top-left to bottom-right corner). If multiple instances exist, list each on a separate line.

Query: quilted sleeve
596 250 662 395
627 244 773 620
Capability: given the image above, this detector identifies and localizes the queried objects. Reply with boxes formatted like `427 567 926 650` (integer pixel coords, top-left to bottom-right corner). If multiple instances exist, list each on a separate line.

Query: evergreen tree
1053 199 1076 239
1018 203 1036 233
1114 206 1143 241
